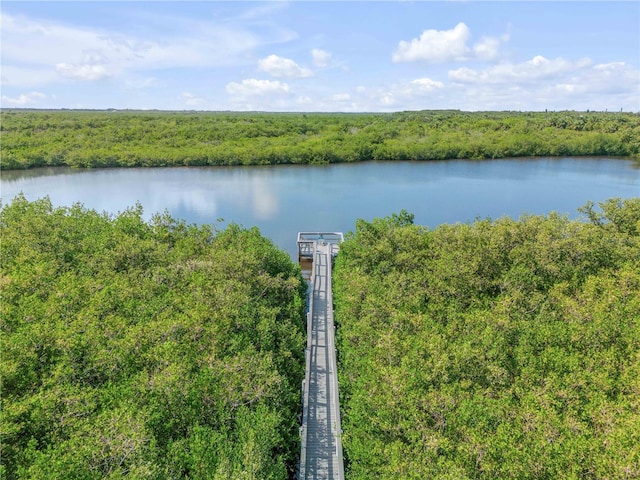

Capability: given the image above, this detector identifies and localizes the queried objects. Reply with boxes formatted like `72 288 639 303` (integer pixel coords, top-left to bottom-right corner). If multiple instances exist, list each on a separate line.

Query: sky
1 1 639 112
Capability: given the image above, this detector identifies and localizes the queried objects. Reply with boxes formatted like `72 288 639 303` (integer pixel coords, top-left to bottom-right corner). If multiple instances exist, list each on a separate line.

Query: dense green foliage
333 201 640 479
0 196 306 479
2 110 639 169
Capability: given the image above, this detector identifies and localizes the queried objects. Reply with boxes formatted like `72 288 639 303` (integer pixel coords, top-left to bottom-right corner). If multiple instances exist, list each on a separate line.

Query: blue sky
2 1 639 112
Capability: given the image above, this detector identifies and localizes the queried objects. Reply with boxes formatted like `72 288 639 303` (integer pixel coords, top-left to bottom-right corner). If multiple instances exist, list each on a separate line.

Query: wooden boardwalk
298 233 345 480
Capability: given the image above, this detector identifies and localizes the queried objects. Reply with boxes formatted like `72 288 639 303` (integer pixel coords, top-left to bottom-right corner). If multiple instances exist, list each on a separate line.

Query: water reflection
251 178 279 220
0 166 85 182
2 158 638 258
1 166 283 222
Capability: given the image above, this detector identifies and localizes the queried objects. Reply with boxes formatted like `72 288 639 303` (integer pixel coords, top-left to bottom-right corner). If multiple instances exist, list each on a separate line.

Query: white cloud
56 63 111 81
448 55 593 84
224 79 299 111
0 65 59 88
258 54 313 78
410 78 445 91
311 48 332 68
1 91 46 106
179 92 204 107
332 93 351 102
53 47 112 81
473 36 501 61
448 67 480 83
375 77 445 108
0 11 284 89
291 78 447 112
393 23 471 63
1 7 636 113
393 22 508 63
594 61 626 71
226 79 292 97
445 58 639 111
557 61 639 96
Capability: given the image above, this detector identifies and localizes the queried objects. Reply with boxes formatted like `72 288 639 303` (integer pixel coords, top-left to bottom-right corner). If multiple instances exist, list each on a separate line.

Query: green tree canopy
334 198 640 479
2 110 638 169
1 196 306 479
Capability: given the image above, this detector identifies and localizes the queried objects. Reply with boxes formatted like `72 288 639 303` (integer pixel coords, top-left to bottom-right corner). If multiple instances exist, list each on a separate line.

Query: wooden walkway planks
299 237 344 480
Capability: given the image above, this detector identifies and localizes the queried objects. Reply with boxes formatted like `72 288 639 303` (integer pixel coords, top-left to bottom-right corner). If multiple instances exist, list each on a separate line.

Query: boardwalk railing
297 232 344 480
297 232 344 261
325 248 345 479
299 248 315 479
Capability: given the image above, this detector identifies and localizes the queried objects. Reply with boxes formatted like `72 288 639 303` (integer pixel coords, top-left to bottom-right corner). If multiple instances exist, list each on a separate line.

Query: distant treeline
2 110 639 169
333 200 640 479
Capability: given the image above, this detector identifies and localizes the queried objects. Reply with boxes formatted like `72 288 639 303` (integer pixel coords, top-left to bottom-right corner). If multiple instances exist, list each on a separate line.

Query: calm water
2 158 639 258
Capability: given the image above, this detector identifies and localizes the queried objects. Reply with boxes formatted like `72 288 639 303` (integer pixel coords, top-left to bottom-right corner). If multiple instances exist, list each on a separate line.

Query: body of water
2 157 638 258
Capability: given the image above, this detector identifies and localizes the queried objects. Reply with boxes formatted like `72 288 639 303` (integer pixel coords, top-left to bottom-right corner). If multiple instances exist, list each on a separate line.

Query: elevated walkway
298 233 344 480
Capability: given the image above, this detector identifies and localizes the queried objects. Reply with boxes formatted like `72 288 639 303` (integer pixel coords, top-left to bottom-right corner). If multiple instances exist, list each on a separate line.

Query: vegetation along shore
1 196 307 478
334 201 640 479
2 197 639 478
2 110 639 170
